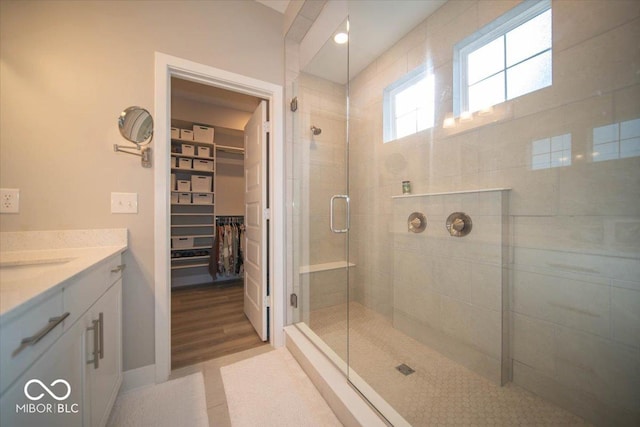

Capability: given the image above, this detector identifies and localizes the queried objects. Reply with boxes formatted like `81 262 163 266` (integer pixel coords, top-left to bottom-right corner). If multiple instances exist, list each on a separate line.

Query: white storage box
171 192 179 204
177 180 191 191
193 159 213 171
178 158 192 169
193 125 214 144
181 144 195 156
171 156 178 168
171 127 180 139
197 146 211 158
192 193 213 205
171 173 176 190
177 192 191 204
191 175 212 192
172 237 194 249
180 129 194 141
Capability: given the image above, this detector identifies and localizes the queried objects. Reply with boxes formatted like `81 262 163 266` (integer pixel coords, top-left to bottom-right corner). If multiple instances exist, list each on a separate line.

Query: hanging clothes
213 217 244 277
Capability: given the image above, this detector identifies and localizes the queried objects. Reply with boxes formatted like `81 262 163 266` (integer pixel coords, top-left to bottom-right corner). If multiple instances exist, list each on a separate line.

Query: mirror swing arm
115 106 153 168
113 143 152 168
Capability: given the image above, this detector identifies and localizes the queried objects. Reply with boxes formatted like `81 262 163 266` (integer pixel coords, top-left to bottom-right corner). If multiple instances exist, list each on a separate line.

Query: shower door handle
330 195 350 233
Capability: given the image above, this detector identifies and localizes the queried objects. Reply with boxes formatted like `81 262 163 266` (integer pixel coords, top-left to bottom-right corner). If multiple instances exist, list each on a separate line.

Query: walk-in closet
169 77 268 369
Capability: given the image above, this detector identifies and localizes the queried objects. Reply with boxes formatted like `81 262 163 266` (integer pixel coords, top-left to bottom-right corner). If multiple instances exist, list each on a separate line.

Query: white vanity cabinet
0 253 124 427
84 278 122 427
0 315 86 427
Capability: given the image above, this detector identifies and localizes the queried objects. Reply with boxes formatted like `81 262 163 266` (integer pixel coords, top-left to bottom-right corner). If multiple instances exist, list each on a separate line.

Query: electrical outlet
0 188 20 213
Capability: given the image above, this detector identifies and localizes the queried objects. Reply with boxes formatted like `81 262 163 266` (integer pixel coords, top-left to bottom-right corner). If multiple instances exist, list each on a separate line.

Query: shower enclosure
287 1 640 426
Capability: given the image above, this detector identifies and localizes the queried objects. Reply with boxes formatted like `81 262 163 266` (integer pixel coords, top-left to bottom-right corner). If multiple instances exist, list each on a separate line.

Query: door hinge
264 295 270 308
263 208 271 220
290 293 298 308
290 97 298 112
262 121 271 133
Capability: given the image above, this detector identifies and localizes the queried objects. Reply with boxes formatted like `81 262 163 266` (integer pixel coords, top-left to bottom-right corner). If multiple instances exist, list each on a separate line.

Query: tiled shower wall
347 1 639 425
293 72 348 316
391 190 509 385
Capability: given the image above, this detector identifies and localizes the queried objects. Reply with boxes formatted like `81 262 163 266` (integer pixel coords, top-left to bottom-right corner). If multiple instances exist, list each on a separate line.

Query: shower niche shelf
391 187 511 199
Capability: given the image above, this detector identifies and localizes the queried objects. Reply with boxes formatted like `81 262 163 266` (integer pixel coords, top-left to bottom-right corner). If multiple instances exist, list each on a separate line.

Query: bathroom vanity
0 229 127 427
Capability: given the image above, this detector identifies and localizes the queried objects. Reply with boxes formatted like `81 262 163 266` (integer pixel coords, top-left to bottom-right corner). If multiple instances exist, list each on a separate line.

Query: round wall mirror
118 106 153 145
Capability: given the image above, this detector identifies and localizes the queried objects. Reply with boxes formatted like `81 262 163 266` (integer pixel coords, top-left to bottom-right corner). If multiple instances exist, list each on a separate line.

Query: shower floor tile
309 302 591 426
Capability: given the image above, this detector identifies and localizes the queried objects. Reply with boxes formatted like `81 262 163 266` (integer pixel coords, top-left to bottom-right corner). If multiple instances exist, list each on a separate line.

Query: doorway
169 78 268 369
154 53 284 383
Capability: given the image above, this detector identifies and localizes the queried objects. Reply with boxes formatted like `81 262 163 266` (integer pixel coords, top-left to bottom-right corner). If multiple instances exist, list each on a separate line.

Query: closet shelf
171 191 215 195
171 213 214 216
171 245 213 251
170 152 215 161
171 224 214 228
216 158 244 166
216 144 244 154
171 138 214 147
171 167 215 174
171 263 209 270
171 234 215 239
171 255 210 262
171 202 215 206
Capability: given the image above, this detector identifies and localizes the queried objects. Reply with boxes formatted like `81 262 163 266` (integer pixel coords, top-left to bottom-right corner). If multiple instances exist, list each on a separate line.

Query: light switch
111 192 138 214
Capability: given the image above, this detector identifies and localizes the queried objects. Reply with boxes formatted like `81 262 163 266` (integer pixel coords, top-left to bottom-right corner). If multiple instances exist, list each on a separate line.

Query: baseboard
120 364 157 393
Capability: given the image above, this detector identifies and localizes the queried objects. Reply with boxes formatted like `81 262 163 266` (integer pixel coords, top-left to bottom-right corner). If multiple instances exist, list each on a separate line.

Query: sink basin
0 258 76 283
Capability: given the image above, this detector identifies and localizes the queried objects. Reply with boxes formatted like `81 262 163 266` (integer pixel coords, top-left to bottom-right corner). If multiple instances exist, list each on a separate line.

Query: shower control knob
451 218 465 232
407 212 427 233
446 212 472 237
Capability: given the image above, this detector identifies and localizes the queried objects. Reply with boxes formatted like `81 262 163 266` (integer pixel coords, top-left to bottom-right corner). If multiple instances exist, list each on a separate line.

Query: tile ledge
391 188 511 199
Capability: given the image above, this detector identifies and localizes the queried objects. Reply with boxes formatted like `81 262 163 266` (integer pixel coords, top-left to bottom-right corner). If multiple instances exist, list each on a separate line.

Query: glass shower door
291 17 350 368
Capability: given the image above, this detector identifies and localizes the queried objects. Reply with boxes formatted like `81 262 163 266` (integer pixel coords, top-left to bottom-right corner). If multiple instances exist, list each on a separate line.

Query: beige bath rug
221 347 341 426
107 372 208 427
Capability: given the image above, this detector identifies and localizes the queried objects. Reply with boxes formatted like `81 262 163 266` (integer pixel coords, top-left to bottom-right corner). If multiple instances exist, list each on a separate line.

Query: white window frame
453 0 551 116
383 64 433 143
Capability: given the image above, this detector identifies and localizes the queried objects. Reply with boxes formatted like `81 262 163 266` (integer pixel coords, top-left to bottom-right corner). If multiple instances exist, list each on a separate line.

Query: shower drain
395 363 415 376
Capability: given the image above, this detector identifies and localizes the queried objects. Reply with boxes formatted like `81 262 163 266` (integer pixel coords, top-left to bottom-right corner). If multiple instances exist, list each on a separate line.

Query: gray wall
0 0 283 371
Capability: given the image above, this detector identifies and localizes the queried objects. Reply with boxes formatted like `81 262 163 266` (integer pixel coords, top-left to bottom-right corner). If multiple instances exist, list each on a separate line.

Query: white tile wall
288 0 640 425
344 0 640 424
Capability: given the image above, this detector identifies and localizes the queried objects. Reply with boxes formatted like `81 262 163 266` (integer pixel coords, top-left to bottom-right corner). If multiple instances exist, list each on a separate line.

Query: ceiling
173 1 447 109
255 0 290 14
171 78 261 113
304 0 447 84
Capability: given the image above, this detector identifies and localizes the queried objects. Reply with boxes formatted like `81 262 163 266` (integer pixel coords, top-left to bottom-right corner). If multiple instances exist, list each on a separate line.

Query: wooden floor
171 280 265 370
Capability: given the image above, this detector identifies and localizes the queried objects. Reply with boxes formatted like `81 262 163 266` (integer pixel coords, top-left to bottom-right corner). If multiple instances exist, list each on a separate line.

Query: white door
244 100 268 341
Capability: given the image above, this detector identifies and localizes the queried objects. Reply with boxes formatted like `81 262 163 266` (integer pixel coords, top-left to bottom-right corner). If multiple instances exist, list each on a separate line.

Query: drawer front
63 254 123 329
0 292 65 396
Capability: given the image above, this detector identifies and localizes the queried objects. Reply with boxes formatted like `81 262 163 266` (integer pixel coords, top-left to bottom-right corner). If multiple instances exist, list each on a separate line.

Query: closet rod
216 215 244 224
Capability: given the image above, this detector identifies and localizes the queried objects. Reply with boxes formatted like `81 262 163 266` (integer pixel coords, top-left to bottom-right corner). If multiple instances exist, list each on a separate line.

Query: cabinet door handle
87 319 100 369
12 312 70 357
111 264 126 273
98 312 104 360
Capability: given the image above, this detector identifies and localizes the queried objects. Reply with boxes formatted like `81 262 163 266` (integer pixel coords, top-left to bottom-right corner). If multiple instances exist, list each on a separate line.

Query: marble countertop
0 229 127 321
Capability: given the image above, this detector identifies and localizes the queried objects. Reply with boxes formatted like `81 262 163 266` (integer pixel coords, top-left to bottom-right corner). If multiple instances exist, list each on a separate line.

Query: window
383 65 434 143
454 0 552 115
593 118 640 162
